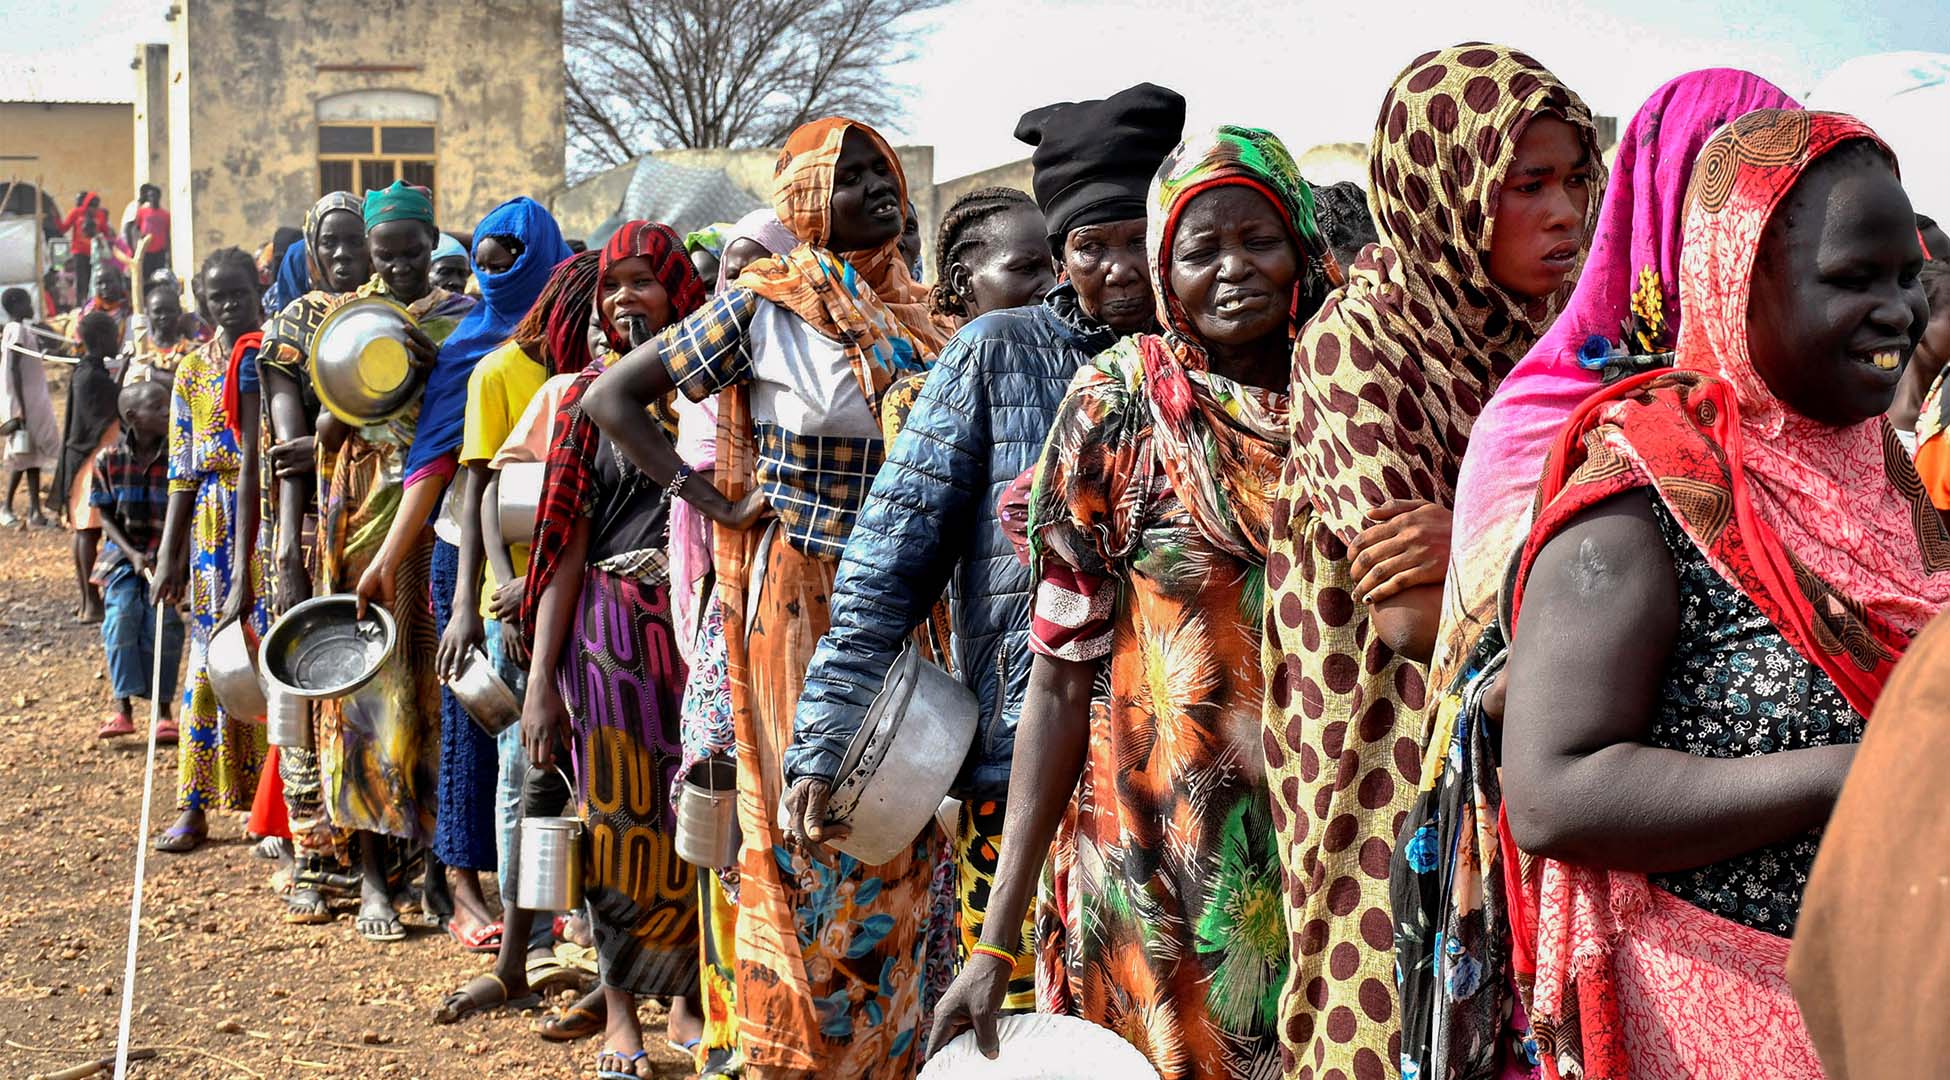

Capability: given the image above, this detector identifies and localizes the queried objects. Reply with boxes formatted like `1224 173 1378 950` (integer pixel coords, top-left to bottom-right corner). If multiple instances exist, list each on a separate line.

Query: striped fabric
1027 562 1114 662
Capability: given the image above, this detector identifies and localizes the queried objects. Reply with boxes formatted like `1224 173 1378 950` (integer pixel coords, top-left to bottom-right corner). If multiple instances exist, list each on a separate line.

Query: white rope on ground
113 594 168 1080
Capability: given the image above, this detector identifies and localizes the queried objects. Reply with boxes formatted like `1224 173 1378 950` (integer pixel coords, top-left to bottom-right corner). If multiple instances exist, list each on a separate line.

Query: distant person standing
135 185 171 284
57 192 112 305
0 288 59 526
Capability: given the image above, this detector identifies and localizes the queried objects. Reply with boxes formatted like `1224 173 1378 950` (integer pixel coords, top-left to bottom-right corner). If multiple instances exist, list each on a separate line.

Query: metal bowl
258 593 398 700
445 644 520 736
309 296 421 426
208 615 268 719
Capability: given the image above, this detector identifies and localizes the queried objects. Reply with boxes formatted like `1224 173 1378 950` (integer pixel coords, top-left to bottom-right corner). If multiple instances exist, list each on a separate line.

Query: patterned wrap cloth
1024 125 1331 1080
1437 69 1801 698
697 116 947 1078
1390 70 1802 1080
308 278 473 848
168 334 270 812
1502 109 1950 1080
1260 43 1602 1080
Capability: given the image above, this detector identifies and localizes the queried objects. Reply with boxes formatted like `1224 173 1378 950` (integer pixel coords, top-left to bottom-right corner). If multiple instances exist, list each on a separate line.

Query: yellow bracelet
970 942 1018 966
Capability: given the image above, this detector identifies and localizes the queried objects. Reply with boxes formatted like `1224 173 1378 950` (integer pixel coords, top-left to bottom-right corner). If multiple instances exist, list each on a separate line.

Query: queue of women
42 36 1950 1080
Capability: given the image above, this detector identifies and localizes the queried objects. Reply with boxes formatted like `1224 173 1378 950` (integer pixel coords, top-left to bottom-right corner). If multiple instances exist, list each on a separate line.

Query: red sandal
447 919 504 954
97 712 136 738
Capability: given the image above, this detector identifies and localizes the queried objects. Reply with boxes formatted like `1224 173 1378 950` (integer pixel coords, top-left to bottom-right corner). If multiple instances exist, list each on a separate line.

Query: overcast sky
4 0 1938 179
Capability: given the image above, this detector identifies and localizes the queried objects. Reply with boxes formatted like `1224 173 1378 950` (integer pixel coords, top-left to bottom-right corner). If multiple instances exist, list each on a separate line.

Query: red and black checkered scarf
519 221 705 639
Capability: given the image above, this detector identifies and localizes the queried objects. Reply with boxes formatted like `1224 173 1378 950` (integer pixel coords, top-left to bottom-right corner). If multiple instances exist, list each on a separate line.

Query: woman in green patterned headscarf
926 125 1337 1080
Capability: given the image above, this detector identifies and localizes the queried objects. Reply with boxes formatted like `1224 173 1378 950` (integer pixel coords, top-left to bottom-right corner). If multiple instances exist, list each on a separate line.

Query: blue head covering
432 232 467 263
403 195 573 482
263 239 311 315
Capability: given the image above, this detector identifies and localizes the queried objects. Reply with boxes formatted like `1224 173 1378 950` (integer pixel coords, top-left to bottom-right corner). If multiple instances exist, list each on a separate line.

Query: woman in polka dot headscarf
1261 42 1604 1080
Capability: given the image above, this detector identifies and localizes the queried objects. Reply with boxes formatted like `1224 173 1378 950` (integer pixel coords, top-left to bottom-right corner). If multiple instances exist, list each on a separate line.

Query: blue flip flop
596 1049 650 1080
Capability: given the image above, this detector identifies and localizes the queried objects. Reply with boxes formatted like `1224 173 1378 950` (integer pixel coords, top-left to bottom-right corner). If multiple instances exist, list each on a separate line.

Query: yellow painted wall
0 102 134 227
173 0 564 273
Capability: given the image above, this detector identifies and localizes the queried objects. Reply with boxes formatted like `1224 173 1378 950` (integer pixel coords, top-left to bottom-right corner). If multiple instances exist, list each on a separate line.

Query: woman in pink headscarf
1434 69 1801 690
1391 70 1799 1080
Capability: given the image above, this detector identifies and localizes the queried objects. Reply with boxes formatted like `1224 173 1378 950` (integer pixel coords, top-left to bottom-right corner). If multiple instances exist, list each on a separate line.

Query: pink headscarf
1438 69 1800 674
715 208 799 292
671 209 802 654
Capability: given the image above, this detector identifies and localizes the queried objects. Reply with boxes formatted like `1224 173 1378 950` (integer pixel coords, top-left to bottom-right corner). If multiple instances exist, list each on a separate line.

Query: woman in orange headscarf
582 118 949 1079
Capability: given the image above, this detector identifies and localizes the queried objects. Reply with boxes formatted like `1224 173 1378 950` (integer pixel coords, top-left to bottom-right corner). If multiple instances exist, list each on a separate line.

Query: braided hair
193 246 260 325
1920 258 1950 317
929 187 1038 320
509 249 602 376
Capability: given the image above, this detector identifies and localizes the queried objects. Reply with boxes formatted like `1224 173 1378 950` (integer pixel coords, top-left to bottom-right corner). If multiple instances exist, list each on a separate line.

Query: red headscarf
518 221 706 639
599 220 708 350
1503 111 1950 1080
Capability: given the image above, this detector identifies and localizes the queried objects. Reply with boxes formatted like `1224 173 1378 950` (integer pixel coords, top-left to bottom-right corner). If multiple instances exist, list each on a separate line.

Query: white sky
1 0 1937 180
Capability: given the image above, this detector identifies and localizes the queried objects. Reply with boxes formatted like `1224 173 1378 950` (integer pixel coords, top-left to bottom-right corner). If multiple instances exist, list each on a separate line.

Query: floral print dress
168 337 269 812
1027 349 1288 1080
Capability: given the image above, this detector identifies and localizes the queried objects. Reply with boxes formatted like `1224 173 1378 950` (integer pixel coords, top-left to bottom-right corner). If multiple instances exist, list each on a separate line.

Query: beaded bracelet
969 942 1018 966
666 463 693 503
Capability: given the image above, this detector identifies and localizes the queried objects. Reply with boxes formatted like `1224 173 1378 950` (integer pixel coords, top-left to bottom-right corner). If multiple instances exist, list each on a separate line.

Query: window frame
316 120 438 212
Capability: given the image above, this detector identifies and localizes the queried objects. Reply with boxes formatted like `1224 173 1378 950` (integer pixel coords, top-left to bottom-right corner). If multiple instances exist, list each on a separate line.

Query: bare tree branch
562 0 945 182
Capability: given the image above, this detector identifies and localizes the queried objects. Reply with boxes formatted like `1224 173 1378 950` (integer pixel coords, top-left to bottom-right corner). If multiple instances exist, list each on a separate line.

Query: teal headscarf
362 181 435 229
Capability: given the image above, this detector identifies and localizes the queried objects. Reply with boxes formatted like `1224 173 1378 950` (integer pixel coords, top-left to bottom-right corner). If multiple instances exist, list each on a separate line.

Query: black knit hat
1015 83 1187 251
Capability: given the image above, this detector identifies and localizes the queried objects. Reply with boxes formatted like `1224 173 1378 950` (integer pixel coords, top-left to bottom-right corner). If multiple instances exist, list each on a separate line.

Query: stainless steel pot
824 645 978 865
676 758 740 869
259 596 410 756
445 644 520 737
207 615 268 719
515 766 583 911
265 686 311 749
497 461 544 546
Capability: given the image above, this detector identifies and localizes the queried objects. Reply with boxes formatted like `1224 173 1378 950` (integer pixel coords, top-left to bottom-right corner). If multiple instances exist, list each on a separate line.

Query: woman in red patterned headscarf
1502 110 1950 1078
515 220 711 1079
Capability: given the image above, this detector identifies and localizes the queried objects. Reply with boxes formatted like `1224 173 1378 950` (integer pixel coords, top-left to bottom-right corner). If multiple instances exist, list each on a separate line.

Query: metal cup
514 766 583 911
675 758 740 869
265 686 311 749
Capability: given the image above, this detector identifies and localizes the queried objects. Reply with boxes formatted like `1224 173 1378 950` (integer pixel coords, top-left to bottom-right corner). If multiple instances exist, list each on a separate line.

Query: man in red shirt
55 192 110 308
134 185 170 283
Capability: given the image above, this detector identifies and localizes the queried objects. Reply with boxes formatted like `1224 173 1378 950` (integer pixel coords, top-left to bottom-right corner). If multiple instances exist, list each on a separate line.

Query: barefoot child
56 311 124 622
152 248 270 855
91 379 184 740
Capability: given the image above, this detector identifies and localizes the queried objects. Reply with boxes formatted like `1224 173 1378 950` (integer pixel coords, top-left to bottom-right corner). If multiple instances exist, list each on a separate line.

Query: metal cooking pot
265 686 311 749
675 758 740 869
496 461 544 546
258 596 410 751
309 296 422 426
822 645 977 865
515 766 583 911
207 615 268 719
445 644 520 737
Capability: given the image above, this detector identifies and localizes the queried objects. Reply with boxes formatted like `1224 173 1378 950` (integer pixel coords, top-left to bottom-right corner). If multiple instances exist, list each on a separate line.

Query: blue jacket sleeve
786 334 991 785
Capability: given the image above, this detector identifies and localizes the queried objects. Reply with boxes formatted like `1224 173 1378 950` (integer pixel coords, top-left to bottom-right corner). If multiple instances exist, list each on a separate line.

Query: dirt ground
0 526 695 1079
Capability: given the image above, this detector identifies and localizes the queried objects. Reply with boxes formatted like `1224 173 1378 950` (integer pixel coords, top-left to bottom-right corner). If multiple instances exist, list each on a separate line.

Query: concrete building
162 0 566 276
0 66 135 229
131 45 171 208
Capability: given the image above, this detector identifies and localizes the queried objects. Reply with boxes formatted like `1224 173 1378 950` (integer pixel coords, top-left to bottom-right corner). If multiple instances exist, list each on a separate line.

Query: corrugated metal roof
0 63 134 105
619 158 762 240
